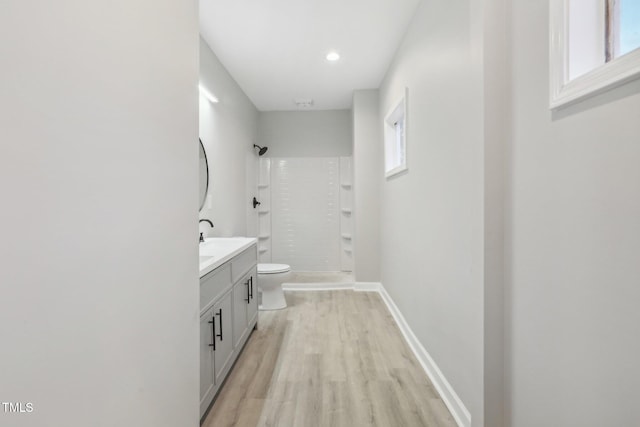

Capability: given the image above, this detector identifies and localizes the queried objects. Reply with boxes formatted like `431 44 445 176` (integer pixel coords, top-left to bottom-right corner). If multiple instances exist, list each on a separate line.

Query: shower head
253 144 268 156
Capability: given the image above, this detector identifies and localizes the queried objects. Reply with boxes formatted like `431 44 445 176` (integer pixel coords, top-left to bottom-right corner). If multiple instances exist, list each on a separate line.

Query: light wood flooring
202 291 456 427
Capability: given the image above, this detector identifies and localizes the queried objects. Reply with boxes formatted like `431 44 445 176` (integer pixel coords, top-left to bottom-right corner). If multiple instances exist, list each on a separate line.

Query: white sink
199 237 257 277
199 255 214 268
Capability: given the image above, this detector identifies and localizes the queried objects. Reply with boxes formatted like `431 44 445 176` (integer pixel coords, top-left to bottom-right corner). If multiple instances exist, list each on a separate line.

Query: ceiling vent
293 98 314 109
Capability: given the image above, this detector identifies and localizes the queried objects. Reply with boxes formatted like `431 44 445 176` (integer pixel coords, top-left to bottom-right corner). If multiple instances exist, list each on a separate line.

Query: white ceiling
199 0 420 111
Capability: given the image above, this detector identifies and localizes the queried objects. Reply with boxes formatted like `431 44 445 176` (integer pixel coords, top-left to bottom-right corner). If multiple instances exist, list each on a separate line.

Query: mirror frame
199 138 209 212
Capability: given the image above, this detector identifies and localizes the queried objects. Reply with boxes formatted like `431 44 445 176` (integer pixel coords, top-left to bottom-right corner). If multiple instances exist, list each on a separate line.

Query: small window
550 0 640 108
384 88 408 178
607 0 640 59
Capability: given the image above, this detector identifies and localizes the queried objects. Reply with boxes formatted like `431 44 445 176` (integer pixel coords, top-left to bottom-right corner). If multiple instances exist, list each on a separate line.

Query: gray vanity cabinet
199 306 215 409
199 243 258 419
232 275 249 347
200 293 234 412
232 267 258 348
199 292 233 416
246 270 258 326
212 291 233 384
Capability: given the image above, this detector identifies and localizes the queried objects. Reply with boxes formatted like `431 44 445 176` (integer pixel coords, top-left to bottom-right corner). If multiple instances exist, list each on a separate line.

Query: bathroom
3 0 640 426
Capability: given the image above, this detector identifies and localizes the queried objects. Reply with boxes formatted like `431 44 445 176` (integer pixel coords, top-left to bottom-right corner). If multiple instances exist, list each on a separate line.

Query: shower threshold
288 271 354 284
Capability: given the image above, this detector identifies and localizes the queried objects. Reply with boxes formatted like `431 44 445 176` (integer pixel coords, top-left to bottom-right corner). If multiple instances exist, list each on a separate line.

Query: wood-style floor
202 291 456 427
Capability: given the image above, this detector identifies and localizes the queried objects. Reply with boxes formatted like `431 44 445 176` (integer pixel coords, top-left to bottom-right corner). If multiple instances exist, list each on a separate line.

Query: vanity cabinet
199 292 233 407
232 267 258 347
199 306 215 407
199 243 258 419
212 292 234 384
246 273 258 328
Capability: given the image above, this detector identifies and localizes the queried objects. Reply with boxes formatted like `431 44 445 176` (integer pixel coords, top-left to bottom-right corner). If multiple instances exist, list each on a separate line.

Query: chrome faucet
199 219 214 243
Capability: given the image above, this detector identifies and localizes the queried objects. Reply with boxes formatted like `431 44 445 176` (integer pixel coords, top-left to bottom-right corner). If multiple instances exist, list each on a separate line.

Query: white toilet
257 263 291 310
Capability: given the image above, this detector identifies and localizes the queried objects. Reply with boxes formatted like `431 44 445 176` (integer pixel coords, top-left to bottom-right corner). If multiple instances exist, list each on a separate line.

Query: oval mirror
199 139 209 211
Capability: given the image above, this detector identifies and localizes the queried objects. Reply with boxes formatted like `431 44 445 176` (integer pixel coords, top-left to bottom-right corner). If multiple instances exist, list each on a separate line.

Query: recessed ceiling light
326 51 340 62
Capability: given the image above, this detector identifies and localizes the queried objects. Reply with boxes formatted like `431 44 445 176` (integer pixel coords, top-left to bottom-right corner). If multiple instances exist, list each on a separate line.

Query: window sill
550 48 640 109
385 165 408 179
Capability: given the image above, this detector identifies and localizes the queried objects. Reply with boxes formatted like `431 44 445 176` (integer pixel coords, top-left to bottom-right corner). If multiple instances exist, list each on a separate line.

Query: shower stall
256 157 353 275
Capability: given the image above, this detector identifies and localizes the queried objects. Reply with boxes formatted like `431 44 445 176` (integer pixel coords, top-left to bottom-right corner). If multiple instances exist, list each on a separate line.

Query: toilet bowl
257 263 291 310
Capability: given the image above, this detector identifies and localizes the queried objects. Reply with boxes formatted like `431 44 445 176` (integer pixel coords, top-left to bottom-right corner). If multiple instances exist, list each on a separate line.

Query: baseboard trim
377 285 471 427
354 282 382 292
284 281 471 427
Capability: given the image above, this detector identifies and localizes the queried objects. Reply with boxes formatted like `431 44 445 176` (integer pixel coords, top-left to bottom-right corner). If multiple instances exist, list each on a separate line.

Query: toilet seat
258 263 290 274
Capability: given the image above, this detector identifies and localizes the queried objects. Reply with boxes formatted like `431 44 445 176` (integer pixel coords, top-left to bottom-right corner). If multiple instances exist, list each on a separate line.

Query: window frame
384 88 408 179
549 0 640 109
605 0 619 61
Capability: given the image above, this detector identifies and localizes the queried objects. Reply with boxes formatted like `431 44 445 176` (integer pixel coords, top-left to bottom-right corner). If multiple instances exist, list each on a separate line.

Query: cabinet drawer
200 264 232 311
231 245 257 283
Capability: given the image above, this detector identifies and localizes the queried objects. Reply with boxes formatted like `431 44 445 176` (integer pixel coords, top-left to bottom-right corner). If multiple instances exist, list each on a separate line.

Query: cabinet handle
208 317 216 351
215 308 223 341
245 279 250 303
249 276 254 299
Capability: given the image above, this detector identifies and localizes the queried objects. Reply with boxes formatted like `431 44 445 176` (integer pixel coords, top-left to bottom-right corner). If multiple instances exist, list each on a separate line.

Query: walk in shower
256 156 353 279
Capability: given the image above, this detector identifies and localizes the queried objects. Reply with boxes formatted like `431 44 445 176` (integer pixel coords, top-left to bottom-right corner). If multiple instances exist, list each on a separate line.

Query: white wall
257 110 352 157
507 1 640 426
378 1 485 425
352 90 382 282
0 2 199 426
199 38 259 238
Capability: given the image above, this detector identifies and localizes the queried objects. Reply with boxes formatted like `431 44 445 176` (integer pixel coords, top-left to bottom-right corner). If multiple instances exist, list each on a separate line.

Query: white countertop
199 237 257 277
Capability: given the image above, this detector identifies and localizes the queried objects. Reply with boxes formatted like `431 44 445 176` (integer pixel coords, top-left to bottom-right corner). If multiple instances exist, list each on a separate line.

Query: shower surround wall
258 157 352 272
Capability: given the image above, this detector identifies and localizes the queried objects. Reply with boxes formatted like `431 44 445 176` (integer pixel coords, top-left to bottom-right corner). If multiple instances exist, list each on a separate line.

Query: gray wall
483 0 508 425
0 2 199 426
372 0 640 425
507 1 640 426
199 38 259 238
352 90 382 282
258 110 352 157
378 1 485 424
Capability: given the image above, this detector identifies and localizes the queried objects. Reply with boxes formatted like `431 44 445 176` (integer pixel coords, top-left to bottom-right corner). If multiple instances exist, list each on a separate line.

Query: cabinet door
213 291 234 384
199 307 215 414
247 267 259 327
232 274 250 347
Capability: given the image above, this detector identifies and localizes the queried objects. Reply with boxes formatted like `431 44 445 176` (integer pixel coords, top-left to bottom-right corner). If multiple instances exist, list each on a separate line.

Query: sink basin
198 237 257 277
199 256 215 273
200 237 253 257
